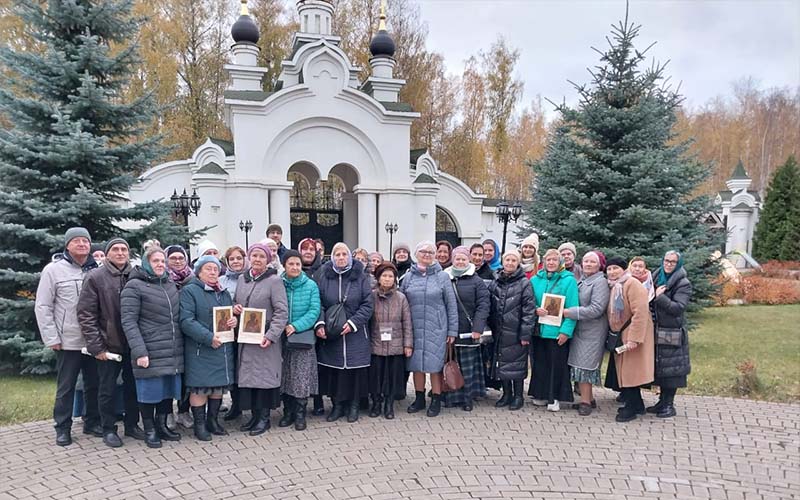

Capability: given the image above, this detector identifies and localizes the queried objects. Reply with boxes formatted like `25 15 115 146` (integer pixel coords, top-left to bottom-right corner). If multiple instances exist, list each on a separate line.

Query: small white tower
362 0 405 103
225 0 268 91
297 0 334 37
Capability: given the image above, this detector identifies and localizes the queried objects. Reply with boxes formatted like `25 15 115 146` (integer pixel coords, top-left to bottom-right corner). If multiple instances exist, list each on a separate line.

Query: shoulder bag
442 344 465 392
324 280 352 341
605 317 632 353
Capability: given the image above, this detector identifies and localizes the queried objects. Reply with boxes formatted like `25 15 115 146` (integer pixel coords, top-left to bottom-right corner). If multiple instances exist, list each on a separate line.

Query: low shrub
760 260 800 280
740 275 800 305
734 359 761 396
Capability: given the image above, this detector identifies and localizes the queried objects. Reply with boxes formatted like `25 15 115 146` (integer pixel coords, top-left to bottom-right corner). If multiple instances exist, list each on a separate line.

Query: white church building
128 0 523 256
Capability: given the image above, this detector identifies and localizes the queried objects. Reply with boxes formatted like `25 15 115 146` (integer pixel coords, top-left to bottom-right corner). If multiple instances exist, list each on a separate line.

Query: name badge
380 326 392 342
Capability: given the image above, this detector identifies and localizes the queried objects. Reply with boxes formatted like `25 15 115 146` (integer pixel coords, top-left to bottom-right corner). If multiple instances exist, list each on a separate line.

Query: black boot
279 396 296 427
312 394 325 416
191 406 212 441
326 403 345 422
383 397 394 419
347 400 360 423
142 418 161 449
509 380 524 411
646 399 665 414
124 423 146 441
240 412 258 432
224 387 241 421
368 396 382 418
657 388 677 418
426 394 442 417
495 381 513 407
102 426 123 448
294 398 308 430
155 414 182 441
249 409 271 436
407 391 426 413
55 428 72 447
206 398 228 436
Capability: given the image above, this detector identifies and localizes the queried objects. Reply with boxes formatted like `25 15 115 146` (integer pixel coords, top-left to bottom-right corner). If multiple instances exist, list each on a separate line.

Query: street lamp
384 222 398 253
239 220 253 249
171 188 201 226
495 201 523 254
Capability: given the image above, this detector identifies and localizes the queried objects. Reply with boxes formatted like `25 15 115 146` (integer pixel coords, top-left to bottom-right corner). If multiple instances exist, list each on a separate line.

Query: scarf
142 258 165 279
655 251 684 287
635 270 655 301
520 255 538 274
449 262 473 278
546 262 566 280
607 271 632 323
486 240 502 271
168 263 192 284
202 279 223 292
333 254 353 275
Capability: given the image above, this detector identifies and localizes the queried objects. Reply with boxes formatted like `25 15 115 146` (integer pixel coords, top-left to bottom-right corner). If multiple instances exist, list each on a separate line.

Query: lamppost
385 222 398 253
239 220 253 249
495 201 523 254
171 188 201 257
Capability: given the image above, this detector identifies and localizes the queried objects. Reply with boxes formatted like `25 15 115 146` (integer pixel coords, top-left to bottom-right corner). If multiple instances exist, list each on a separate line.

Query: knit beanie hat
606 256 628 270
65 227 91 246
165 245 188 259
557 242 577 256
193 255 222 275
197 239 218 257
104 238 129 255
247 242 273 262
282 249 302 266
452 246 470 260
521 233 540 251
374 261 398 279
266 223 283 235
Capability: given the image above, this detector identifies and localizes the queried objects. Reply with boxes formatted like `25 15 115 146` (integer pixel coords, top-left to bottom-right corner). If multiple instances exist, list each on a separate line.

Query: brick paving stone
1 389 798 499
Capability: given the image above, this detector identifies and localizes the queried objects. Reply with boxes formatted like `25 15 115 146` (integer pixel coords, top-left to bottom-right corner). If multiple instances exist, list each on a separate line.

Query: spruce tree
0 0 193 373
519 8 722 305
752 155 800 261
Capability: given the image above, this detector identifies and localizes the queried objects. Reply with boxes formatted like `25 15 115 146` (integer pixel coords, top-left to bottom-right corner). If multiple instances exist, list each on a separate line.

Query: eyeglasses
664 259 678 264
418 250 435 255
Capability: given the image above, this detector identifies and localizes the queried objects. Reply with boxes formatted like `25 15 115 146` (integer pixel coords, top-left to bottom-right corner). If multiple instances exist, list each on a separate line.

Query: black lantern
384 222 398 253
171 188 201 226
495 200 523 254
239 219 253 249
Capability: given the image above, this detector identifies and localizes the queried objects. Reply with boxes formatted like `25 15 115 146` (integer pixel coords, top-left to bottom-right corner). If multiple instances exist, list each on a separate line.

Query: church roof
195 162 228 175
731 160 750 180
717 189 761 202
731 202 753 211
413 173 437 184
210 138 235 156
380 101 414 113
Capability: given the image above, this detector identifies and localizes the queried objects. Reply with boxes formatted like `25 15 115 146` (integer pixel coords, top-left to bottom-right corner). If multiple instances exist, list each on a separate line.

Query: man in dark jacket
266 223 288 261
78 238 145 447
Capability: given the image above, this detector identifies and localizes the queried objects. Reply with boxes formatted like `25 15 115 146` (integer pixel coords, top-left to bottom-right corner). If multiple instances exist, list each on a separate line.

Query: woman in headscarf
401 241 458 417
487 250 536 410
179 255 237 441
443 246 490 411
314 242 374 423
648 250 692 418
368 252 384 273
435 240 453 270
529 249 579 412
604 256 654 423
519 234 540 280
482 239 502 272
232 243 289 436
263 239 285 276
629 256 655 302
564 251 610 416
164 244 194 428
391 243 413 282
219 245 247 421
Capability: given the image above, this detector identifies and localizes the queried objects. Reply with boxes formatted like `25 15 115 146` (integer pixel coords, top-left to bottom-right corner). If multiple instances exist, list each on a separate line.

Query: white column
269 186 292 246
342 193 358 248
377 190 416 257
356 189 377 250
414 185 439 245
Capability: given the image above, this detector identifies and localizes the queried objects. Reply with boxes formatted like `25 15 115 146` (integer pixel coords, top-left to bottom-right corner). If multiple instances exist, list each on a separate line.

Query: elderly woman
443 246 490 411
263 239 284 276
391 243 413 282
487 250 536 410
314 242 374 423
435 240 453 269
519 234 540 279
558 242 583 282
368 252 384 272
219 245 247 421
401 241 458 417
630 256 655 302
165 245 193 290
180 255 237 441
121 247 184 448
278 250 321 431
482 239 502 272
353 248 375 288
369 262 413 419
605 256 654 422
231 243 288 436
563 251 610 416
529 249 579 412
648 250 692 418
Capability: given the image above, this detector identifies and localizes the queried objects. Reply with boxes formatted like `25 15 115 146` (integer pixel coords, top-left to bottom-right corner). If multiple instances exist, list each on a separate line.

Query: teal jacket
179 277 235 388
282 271 321 332
530 269 579 339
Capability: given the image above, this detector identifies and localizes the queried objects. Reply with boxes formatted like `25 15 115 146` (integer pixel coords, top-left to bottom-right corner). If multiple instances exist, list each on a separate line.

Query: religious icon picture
539 293 565 327
238 308 266 344
213 306 235 343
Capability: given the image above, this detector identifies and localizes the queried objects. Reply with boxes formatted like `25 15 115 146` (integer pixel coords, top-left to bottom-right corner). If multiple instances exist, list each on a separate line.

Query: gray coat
234 268 289 390
566 272 610 371
401 262 458 373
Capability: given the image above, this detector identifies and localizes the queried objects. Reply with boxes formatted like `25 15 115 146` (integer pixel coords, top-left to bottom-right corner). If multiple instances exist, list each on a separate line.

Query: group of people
35 223 692 450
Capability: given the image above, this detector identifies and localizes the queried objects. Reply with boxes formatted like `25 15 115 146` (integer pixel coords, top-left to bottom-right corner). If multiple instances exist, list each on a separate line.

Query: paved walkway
1 389 798 500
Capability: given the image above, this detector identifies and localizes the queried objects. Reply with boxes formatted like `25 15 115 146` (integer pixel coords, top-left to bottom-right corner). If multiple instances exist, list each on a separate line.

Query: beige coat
608 278 654 388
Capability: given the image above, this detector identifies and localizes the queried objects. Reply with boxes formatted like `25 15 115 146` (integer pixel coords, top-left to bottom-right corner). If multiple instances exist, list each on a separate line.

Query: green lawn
0 375 55 426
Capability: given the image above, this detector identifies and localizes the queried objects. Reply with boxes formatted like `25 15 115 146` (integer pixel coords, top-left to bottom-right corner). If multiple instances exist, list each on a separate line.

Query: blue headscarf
484 239 502 271
331 242 353 274
655 250 684 287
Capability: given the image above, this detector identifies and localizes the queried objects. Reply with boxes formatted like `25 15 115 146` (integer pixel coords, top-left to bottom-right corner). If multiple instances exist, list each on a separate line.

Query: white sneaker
532 399 548 406
176 412 194 428
547 401 560 412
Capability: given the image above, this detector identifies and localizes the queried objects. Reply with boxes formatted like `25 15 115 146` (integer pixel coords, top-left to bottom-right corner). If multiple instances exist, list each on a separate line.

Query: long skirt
482 343 501 390
239 387 281 411
135 375 181 404
318 366 369 403
444 346 486 406
281 348 318 398
528 336 573 403
368 354 407 400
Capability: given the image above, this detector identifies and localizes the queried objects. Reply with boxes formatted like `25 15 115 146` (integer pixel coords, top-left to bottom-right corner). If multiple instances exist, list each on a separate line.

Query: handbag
452 282 492 346
286 329 315 350
324 281 352 341
656 327 683 346
442 344 465 392
605 317 632 353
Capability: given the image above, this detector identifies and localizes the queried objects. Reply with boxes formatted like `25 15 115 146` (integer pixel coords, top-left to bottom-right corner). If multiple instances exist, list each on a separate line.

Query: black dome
231 15 259 44
369 29 395 58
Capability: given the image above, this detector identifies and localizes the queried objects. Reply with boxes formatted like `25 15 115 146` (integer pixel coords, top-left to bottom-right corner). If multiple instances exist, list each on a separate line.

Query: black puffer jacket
121 267 184 379
652 267 692 386
487 267 536 381
446 266 490 345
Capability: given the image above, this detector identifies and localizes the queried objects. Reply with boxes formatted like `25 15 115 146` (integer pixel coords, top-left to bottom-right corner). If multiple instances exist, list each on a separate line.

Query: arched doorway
289 170 345 250
435 206 460 248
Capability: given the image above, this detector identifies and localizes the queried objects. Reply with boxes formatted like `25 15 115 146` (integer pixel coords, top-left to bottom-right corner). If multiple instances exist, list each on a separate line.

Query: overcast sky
414 0 800 115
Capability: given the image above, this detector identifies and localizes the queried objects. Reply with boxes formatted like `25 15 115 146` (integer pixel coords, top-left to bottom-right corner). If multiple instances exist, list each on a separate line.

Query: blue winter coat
314 260 374 369
401 262 458 373
283 271 321 333
179 277 236 388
